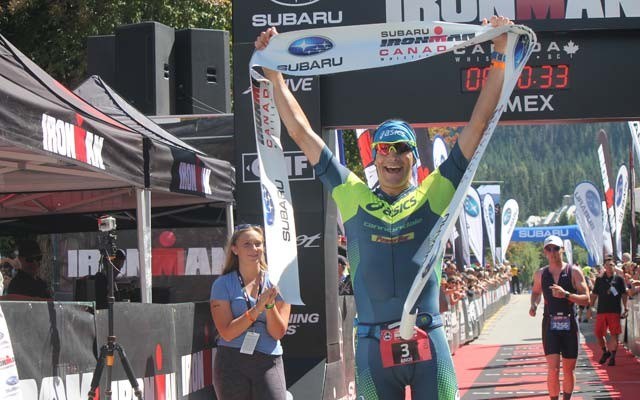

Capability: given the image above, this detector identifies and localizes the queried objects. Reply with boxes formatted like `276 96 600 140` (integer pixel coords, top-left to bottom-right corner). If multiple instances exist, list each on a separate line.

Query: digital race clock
461 64 570 92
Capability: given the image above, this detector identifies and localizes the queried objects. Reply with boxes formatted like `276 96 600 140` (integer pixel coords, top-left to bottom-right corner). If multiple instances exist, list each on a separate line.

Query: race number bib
550 315 571 331
380 327 431 368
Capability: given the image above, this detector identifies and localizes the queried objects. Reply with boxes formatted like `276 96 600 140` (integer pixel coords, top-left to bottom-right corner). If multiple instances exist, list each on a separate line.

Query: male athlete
255 16 513 400
529 236 590 400
590 256 627 366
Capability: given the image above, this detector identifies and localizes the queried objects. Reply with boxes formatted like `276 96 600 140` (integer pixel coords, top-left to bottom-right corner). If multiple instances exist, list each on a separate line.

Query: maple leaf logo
564 41 579 57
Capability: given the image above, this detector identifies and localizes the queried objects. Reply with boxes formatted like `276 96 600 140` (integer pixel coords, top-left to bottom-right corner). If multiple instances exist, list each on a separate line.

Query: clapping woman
210 224 291 400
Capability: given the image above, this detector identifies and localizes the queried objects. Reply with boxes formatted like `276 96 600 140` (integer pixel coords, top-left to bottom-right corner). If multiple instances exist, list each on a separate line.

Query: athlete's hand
481 15 513 54
550 284 568 299
255 27 281 82
529 305 537 317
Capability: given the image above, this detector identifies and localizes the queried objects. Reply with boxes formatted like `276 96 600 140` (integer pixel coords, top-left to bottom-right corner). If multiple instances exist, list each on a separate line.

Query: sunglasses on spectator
372 142 414 156
234 224 261 232
25 255 43 263
544 246 560 252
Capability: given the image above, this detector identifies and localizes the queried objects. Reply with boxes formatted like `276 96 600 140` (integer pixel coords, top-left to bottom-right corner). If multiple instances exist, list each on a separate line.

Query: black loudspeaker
87 35 116 87
175 29 230 114
115 21 175 115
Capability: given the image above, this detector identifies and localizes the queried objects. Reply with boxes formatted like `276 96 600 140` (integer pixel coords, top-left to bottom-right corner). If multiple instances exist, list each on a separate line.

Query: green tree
0 0 232 87
341 129 365 180
506 242 541 289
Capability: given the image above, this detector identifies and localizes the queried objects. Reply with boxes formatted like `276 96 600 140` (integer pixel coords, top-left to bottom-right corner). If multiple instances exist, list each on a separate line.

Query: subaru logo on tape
503 209 512 225
464 195 480 217
514 35 529 68
271 0 320 6
261 185 275 226
6 376 18 386
288 36 334 56
586 190 601 216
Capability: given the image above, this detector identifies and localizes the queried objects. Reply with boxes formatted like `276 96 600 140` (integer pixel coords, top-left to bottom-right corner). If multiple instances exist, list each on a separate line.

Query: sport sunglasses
372 141 415 156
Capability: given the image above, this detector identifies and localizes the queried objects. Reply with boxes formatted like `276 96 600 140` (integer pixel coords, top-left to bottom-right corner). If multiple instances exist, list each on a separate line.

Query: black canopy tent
74 75 234 205
0 34 235 301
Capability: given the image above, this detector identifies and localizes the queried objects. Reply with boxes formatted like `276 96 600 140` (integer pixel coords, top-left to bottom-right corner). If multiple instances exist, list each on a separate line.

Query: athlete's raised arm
457 15 512 160
255 27 325 165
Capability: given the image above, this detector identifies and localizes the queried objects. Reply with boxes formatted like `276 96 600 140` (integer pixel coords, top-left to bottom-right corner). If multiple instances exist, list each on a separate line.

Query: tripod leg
114 343 143 400
88 344 109 400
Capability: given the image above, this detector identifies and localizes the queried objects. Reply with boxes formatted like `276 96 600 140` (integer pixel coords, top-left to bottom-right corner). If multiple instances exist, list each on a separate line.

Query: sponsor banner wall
94 303 179 398
0 306 21 399
233 0 640 44
233 43 324 215
4 301 326 400
233 0 384 43
164 302 218 400
3 302 96 400
43 226 227 301
383 0 640 31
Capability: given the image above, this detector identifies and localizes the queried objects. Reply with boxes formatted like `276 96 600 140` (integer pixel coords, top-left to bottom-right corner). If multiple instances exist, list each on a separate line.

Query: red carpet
449 342 640 399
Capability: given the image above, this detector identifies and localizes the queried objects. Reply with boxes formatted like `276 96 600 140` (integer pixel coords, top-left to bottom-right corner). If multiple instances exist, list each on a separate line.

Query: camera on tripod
98 215 118 257
89 214 143 400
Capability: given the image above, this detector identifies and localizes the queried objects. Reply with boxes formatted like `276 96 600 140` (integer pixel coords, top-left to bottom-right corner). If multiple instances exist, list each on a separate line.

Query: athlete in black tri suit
255 16 514 400
530 235 590 400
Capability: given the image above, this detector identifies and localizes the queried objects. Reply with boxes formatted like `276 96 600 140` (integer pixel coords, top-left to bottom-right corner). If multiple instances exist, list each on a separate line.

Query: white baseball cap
543 235 563 248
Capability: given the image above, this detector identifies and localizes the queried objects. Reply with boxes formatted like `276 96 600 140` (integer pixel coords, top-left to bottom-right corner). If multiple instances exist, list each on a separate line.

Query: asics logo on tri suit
365 197 417 217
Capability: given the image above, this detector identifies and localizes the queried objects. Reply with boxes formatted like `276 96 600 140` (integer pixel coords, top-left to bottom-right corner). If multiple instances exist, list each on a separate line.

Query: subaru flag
602 201 613 257
500 199 519 263
482 194 497 265
614 165 629 261
629 122 640 164
564 239 573 266
574 182 604 266
464 187 483 264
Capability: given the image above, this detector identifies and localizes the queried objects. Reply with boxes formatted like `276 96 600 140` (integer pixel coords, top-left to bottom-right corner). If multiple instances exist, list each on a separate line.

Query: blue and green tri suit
314 143 468 400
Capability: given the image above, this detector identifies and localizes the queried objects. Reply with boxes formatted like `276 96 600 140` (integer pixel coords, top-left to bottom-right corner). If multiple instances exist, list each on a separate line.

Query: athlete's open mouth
384 166 403 174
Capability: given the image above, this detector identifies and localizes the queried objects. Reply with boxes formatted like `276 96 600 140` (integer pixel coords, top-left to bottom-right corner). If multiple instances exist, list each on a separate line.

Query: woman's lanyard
238 271 263 312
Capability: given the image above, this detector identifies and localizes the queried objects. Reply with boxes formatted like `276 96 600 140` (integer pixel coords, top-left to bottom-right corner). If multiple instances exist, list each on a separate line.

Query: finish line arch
512 224 587 249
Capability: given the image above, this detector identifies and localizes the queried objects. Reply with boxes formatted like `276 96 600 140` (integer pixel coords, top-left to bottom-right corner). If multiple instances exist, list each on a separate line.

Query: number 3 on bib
380 327 432 368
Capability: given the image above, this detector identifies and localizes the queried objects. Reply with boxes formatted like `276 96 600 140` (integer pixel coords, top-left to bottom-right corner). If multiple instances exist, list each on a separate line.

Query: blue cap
371 120 418 160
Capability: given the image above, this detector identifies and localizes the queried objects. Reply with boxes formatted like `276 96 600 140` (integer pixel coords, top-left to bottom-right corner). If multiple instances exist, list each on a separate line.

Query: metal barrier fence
626 296 640 356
